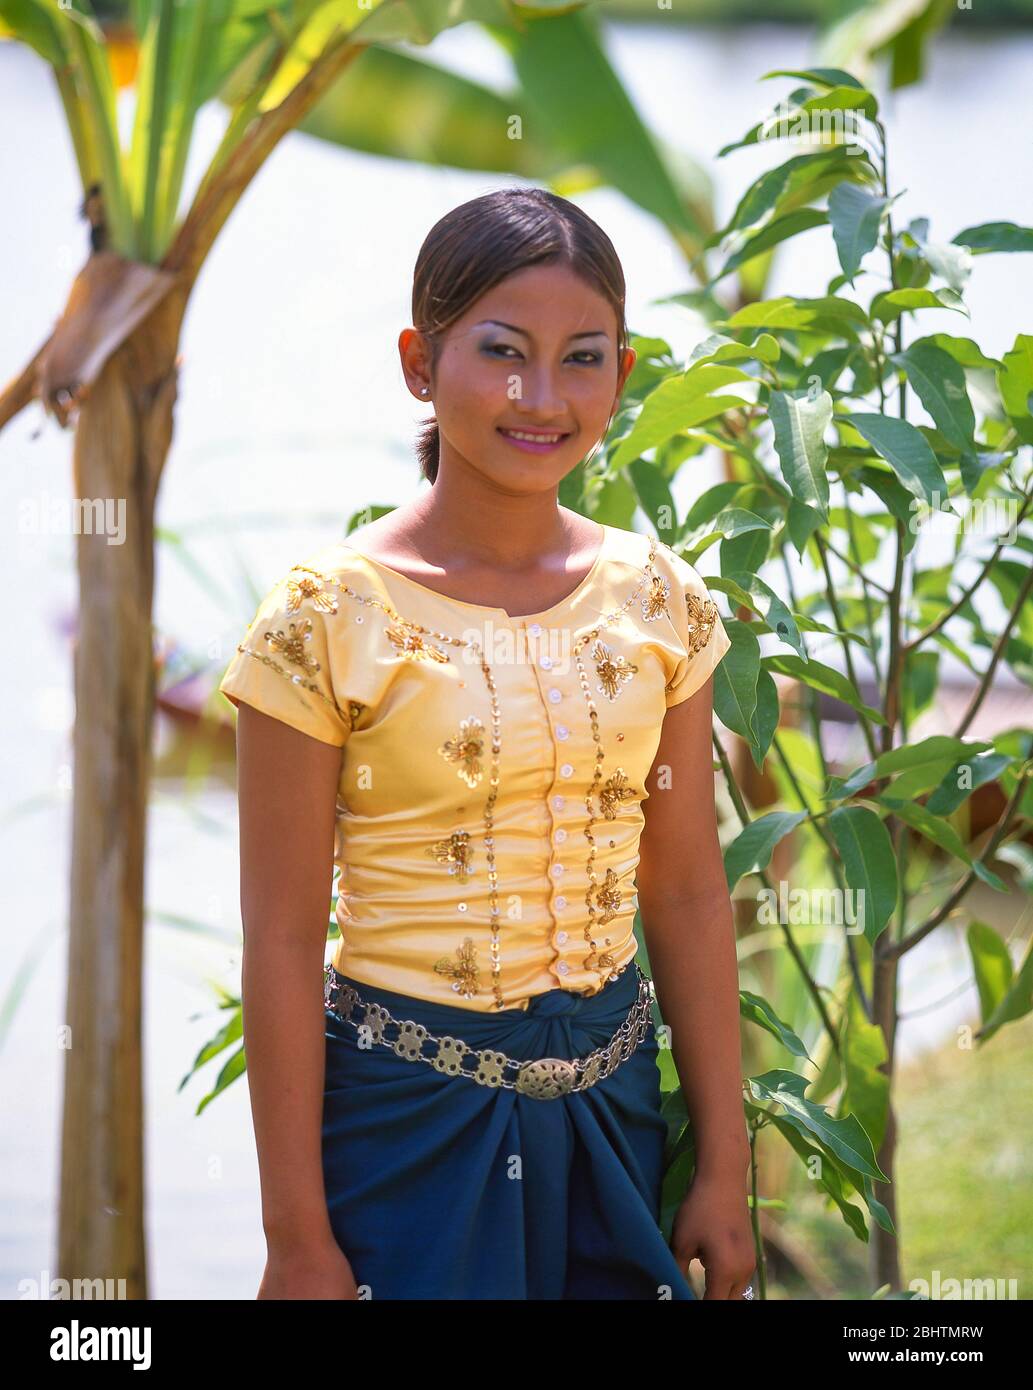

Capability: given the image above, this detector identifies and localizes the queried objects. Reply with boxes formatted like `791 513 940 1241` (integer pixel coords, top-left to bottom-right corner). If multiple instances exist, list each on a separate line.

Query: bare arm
236 700 357 1297
637 675 753 1296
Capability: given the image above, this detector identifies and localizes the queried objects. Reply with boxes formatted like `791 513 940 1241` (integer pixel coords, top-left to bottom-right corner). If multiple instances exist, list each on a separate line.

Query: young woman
219 187 755 1301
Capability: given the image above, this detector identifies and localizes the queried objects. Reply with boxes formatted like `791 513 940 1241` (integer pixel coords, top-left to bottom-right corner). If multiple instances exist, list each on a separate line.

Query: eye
482 342 522 359
569 350 603 365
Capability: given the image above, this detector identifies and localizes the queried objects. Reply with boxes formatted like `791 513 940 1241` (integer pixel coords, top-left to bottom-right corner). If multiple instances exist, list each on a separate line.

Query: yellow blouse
217 523 731 1012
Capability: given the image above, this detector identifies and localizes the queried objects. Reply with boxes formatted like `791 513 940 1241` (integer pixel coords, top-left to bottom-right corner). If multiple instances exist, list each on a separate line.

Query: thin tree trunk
870 948 901 1290
57 291 183 1297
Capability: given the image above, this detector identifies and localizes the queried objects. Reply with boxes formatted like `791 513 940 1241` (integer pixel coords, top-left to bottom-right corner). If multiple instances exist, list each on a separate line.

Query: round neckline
338 522 612 622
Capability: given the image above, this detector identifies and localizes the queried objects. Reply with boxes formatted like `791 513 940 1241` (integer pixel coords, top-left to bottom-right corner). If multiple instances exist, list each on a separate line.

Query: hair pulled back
411 188 629 484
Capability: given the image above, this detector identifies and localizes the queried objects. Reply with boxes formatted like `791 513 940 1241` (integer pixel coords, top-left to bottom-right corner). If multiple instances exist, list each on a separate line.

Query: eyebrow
474 319 609 341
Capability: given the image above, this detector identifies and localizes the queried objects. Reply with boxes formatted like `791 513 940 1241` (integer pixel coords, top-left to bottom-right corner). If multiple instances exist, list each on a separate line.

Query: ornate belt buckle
515 1056 577 1100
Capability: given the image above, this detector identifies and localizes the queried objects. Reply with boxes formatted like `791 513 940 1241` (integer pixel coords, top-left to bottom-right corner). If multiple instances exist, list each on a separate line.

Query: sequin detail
434 938 481 998
427 829 474 883
592 640 638 701
263 618 320 676
641 573 671 622
386 620 451 663
598 768 638 820
439 718 486 789
685 591 719 655
285 570 339 615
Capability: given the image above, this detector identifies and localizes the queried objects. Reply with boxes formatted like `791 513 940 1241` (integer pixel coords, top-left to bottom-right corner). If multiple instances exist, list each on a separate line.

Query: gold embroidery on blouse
685 592 719 655
592 640 638 702
427 829 474 883
231 644 352 720
434 937 481 998
592 867 622 925
598 768 638 820
641 573 671 622
285 570 339 615
293 563 508 1008
263 618 320 676
569 536 659 984
347 699 366 727
386 619 451 663
439 717 486 789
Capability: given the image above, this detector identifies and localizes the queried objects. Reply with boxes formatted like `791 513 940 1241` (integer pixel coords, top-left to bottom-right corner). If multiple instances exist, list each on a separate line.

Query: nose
511 366 567 419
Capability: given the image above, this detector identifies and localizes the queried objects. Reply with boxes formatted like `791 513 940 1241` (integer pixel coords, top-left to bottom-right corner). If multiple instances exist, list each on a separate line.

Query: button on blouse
218 524 731 1012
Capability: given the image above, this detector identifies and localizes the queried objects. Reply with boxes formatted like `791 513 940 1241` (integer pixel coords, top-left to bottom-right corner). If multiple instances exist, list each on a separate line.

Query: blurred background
2 0 1031 1299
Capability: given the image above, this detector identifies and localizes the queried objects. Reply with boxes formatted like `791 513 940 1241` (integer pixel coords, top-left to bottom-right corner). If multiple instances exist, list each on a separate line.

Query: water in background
2 21 1031 1298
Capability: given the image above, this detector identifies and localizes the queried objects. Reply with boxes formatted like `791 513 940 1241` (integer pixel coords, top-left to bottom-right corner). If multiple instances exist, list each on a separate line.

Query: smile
497 428 571 450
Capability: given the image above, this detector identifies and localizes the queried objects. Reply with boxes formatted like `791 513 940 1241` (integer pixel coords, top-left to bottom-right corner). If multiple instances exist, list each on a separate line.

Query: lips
494 422 570 450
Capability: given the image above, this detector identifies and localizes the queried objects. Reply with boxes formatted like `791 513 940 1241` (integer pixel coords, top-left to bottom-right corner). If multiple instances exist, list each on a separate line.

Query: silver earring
419 386 430 396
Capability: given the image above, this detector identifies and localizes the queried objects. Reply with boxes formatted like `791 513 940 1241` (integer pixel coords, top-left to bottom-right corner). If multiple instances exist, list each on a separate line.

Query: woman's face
406 262 636 491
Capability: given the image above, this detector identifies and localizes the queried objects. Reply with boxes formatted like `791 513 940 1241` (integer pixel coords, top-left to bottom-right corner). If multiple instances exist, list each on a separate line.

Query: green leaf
708 209 828 286
768 1114 869 1240
829 736 993 801
926 751 1013 815
841 412 949 509
714 148 862 242
826 806 898 946
952 222 1033 255
493 7 710 246
828 182 891 280
966 921 1014 1026
749 1070 888 1181
721 571 803 656
997 334 1033 445
712 619 761 742
720 295 868 336
761 67 867 91
724 811 809 890
909 333 1002 372
888 342 977 460
870 287 968 323
878 796 1007 891
979 934 1033 1042
764 653 886 725
740 991 813 1062
687 332 780 367
842 992 890 1156
768 389 833 521
628 458 676 538
707 507 773 540
611 364 752 468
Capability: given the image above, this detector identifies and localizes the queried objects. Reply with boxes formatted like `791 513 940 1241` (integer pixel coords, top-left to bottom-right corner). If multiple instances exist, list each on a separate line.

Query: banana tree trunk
55 282 184 1297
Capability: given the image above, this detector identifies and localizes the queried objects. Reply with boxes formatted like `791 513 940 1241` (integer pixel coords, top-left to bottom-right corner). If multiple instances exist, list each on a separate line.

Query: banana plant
0 0 720 1297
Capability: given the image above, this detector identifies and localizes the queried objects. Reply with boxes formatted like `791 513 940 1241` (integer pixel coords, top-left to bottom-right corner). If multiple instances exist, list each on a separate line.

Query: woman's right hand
258 1236 361 1300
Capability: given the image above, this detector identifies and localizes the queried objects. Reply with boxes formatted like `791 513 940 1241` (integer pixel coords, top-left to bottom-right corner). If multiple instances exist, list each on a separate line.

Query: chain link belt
323 963 656 1101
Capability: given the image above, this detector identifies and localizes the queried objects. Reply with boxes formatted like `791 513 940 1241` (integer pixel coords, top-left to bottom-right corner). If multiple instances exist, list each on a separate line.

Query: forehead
455 263 618 337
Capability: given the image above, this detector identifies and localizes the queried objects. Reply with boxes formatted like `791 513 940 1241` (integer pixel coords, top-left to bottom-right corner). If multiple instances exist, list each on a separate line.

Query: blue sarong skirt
321 959 697 1300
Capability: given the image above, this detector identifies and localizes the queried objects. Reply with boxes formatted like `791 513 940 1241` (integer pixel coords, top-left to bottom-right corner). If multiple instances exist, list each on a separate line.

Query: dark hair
411 187 630 484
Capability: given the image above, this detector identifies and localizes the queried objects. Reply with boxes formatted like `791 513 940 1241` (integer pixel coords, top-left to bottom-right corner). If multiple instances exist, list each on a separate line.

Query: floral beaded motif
438 717 486 789
285 570 339 614
598 768 638 820
263 618 320 676
434 937 481 998
386 619 451 663
592 639 638 701
427 829 474 882
641 572 671 622
685 591 719 655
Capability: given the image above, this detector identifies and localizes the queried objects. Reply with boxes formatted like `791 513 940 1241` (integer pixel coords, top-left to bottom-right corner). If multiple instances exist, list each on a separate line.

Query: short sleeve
658 545 732 708
218 564 354 747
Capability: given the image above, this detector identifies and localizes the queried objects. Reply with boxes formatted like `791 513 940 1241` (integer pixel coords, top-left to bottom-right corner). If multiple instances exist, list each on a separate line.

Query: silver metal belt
323 963 656 1101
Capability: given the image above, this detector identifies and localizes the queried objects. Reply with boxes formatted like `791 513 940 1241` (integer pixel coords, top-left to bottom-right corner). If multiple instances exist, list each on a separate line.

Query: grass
763 1006 1033 1299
